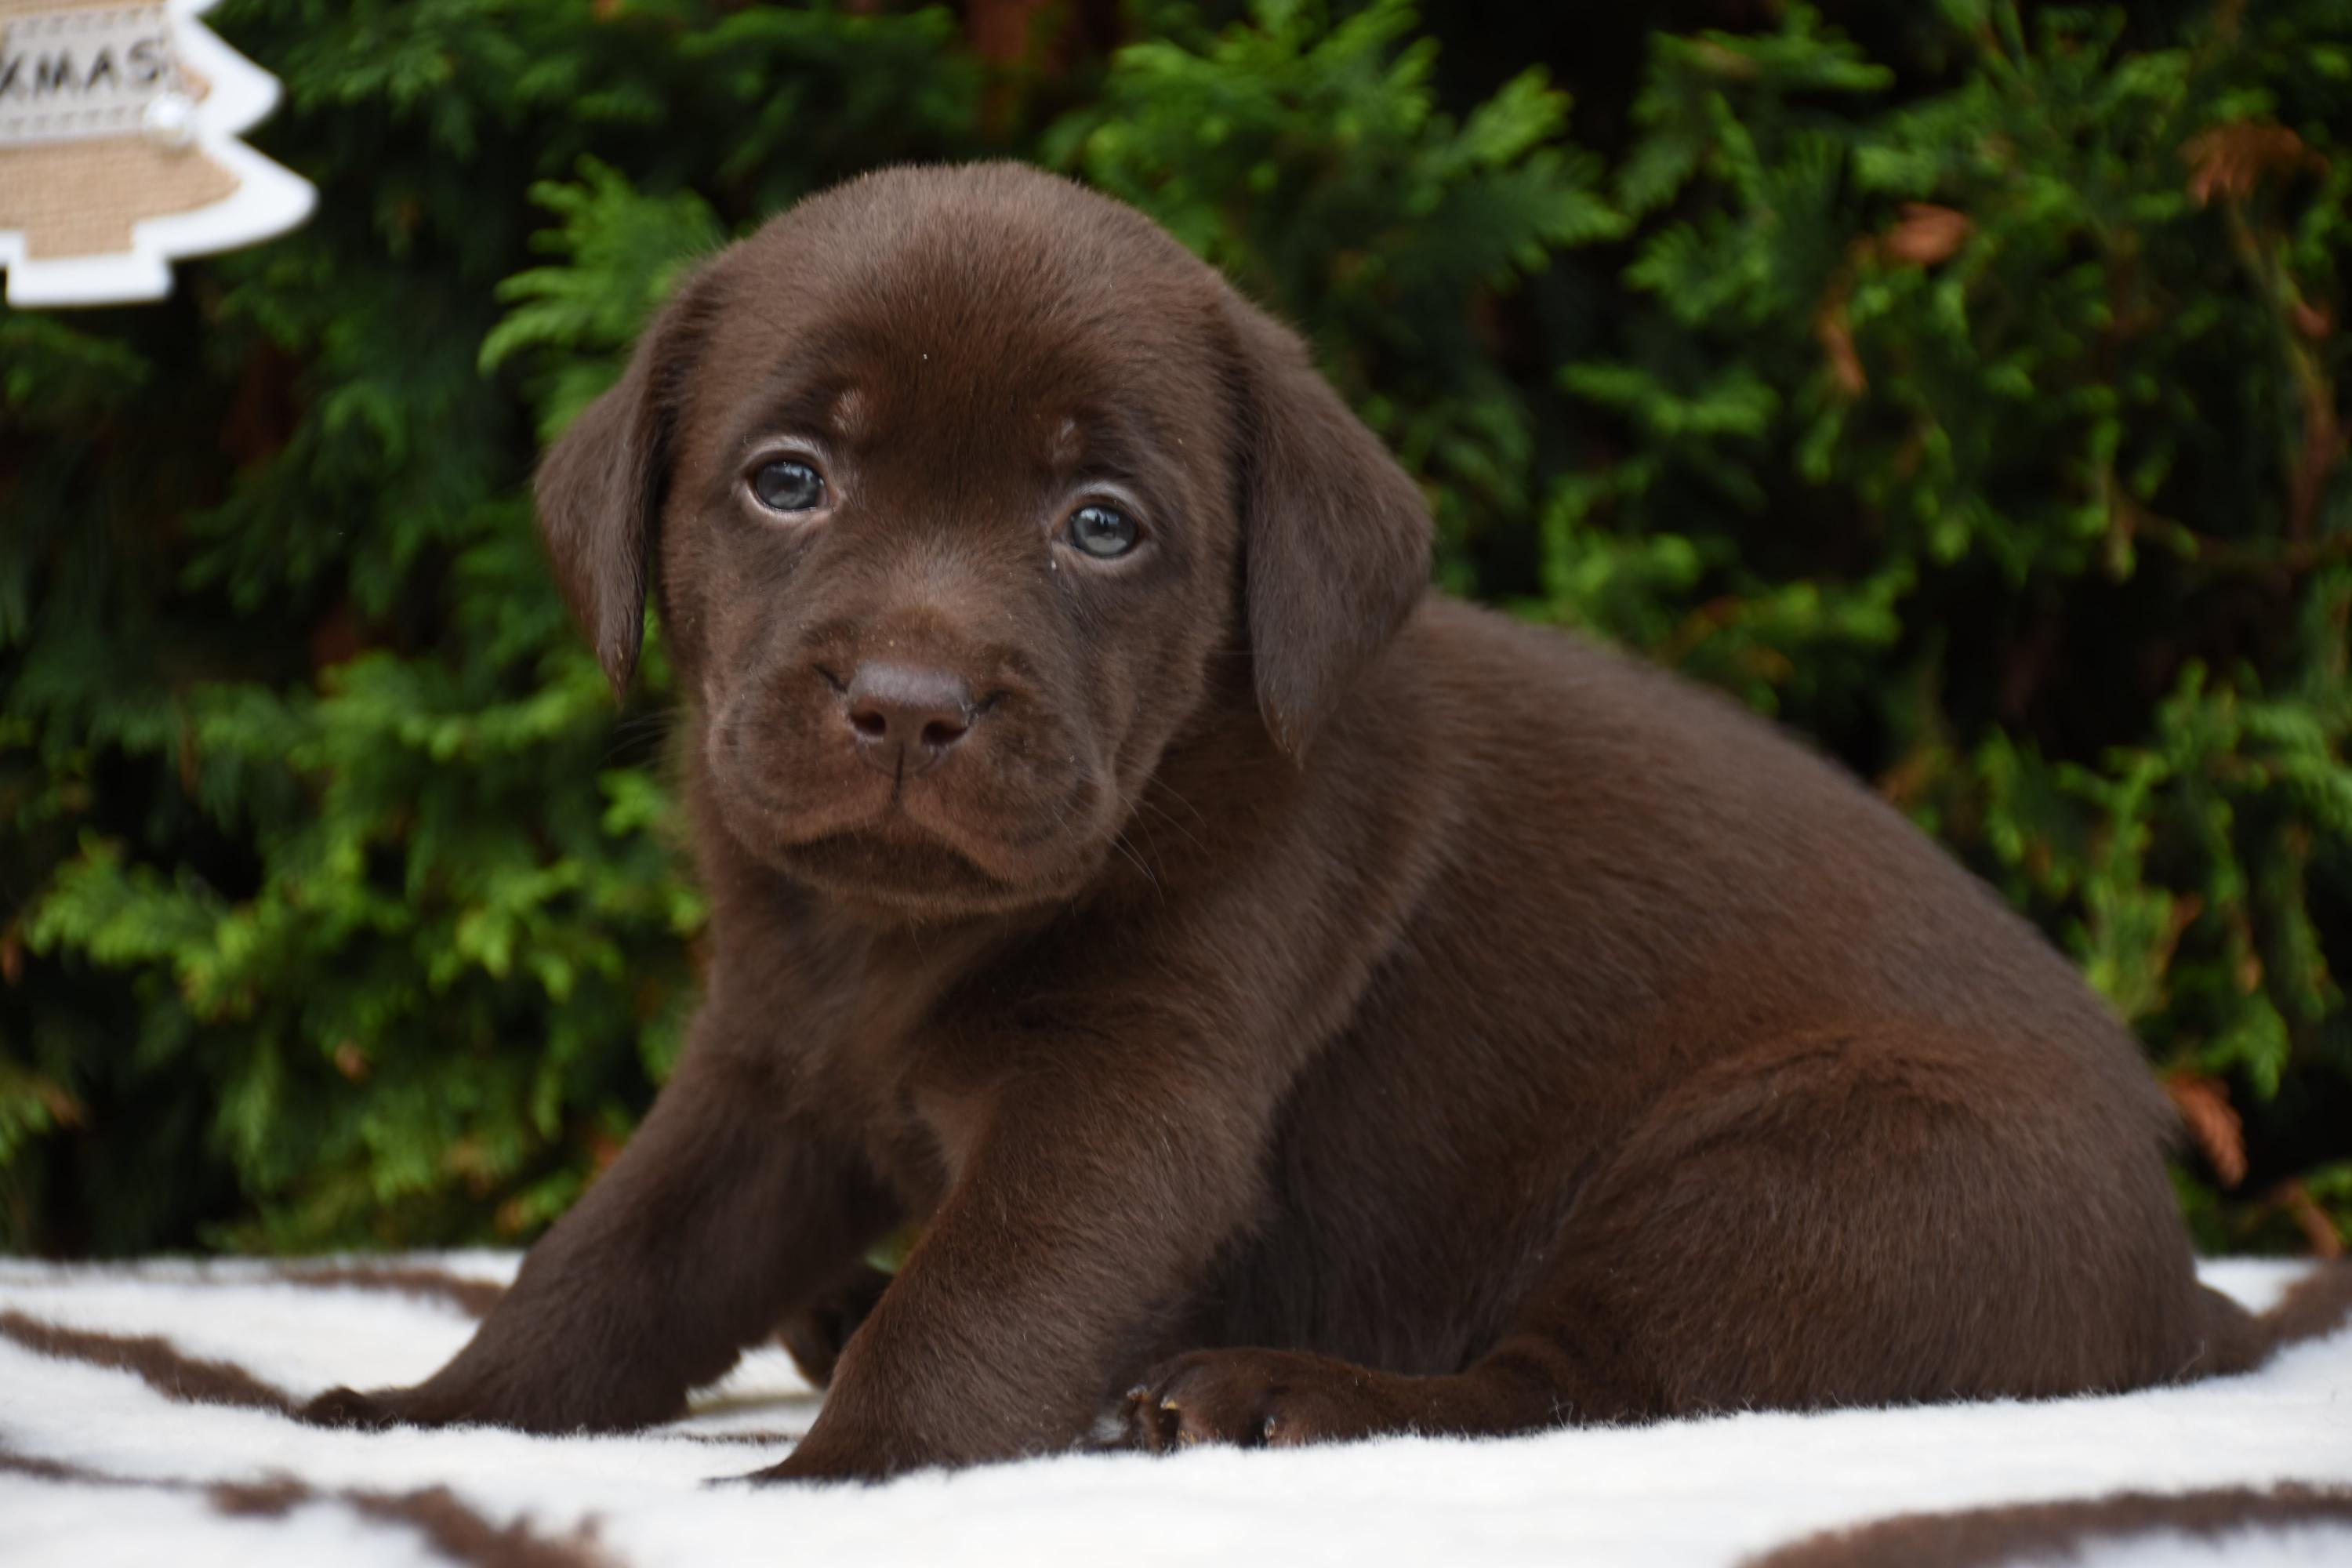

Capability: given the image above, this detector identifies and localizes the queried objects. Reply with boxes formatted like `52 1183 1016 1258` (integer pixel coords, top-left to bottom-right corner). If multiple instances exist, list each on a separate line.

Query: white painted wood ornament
0 0 313 307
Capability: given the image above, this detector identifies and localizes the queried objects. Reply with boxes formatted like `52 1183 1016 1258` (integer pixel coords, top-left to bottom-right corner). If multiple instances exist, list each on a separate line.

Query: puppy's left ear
1222 294 1432 760
535 263 721 694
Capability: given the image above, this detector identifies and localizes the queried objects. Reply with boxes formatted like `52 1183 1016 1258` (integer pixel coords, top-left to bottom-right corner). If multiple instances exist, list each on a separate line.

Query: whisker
1130 792 1208 856
1147 777 1214 837
1109 833 1163 900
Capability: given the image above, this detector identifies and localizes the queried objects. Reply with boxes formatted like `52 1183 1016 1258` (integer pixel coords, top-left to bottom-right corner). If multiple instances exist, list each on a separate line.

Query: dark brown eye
752 459 824 513
1065 503 1138 559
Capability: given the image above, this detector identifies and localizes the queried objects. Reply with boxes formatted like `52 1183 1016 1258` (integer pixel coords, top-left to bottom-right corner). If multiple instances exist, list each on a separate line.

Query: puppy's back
1367 594 2159 1099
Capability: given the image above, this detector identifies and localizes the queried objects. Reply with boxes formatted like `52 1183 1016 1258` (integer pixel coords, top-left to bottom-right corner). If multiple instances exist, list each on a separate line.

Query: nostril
840 660 982 771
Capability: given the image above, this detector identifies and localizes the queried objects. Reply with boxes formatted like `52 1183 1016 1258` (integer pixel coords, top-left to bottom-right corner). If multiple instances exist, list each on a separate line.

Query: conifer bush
4 0 2346 1258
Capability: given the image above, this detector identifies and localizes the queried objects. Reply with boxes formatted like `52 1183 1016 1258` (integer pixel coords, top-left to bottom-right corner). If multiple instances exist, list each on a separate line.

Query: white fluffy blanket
2 1254 2348 1568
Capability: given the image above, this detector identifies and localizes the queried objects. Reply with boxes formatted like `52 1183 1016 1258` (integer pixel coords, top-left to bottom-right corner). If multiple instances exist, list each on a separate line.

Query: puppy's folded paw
1125 1348 1387 1453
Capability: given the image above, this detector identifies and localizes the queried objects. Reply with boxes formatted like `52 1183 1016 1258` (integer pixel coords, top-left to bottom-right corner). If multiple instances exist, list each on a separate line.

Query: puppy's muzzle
834 659 985 778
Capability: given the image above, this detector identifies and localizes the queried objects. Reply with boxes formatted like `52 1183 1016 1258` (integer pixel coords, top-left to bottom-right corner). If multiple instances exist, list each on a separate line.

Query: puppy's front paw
302 1368 682 1436
296 1381 522 1432
735 1438 891 1486
299 1385 412 1430
1124 1348 1385 1452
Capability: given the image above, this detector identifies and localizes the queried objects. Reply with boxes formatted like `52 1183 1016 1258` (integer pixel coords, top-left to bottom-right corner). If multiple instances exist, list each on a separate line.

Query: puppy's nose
841 662 977 776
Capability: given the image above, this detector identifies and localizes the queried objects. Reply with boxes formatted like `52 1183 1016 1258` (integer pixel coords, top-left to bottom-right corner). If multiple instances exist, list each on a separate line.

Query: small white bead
142 93 198 151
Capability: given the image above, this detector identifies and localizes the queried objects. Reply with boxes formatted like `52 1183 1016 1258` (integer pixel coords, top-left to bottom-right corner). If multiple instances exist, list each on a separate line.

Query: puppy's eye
751 459 825 513
1065 503 1139 559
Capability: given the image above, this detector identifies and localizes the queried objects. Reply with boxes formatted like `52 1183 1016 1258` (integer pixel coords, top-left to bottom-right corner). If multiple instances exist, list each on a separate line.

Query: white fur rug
1 1254 2347 1568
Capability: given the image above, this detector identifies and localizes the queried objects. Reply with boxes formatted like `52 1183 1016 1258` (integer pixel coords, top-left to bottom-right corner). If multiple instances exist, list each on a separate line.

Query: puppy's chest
810 989 1025 1211
781 913 1087 1204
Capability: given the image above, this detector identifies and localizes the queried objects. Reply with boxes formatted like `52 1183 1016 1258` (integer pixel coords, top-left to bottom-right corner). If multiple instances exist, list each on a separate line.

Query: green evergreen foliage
4 0 2346 1257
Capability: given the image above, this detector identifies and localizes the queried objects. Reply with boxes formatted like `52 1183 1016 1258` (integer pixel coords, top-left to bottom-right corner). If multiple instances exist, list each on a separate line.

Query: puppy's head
537 164 1428 920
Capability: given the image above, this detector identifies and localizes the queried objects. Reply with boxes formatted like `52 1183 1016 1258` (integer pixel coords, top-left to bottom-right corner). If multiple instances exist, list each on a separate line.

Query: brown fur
299 163 2349 1479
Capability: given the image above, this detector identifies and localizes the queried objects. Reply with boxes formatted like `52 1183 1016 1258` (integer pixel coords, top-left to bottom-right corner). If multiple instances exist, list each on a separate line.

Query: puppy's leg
1127 1029 2210 1449
753 1058 1269 1481
302 1016 899 1435
775 1262 895 1390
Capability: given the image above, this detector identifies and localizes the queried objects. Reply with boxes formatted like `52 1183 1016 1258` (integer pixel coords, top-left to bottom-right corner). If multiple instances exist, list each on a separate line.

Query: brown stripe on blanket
216 1475 614 1568
0 1441 614 1568
1748 1482 2352 1568
0 1309 296 1414
0 1447 93 1485
266 1263 506 1319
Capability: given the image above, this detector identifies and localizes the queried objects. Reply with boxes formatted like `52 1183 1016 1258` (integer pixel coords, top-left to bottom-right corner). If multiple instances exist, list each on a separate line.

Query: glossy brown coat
302 164 2347 1479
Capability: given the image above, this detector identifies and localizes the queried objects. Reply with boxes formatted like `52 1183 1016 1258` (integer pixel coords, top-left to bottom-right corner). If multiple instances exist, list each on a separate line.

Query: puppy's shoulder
1381 592 1886 831
1393 593 1744 738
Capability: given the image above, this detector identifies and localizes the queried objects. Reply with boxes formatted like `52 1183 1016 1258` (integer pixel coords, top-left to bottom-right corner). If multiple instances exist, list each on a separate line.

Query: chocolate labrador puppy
303 162 2343 1479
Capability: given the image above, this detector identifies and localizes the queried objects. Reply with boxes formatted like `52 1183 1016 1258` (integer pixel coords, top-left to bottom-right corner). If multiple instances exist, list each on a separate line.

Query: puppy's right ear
534 266 720 694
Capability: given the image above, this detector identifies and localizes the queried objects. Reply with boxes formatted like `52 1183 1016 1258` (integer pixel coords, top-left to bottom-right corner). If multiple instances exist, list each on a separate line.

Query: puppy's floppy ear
534 265 720 694
1222 293 1432 759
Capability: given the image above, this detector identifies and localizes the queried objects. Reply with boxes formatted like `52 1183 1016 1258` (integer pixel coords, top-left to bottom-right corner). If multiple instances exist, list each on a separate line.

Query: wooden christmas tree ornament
0 0 312 307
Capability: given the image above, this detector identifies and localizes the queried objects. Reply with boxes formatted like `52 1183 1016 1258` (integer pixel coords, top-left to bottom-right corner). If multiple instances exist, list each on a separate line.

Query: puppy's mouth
719 771 1105 917
770 827 1040 917
705 686 1117 916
